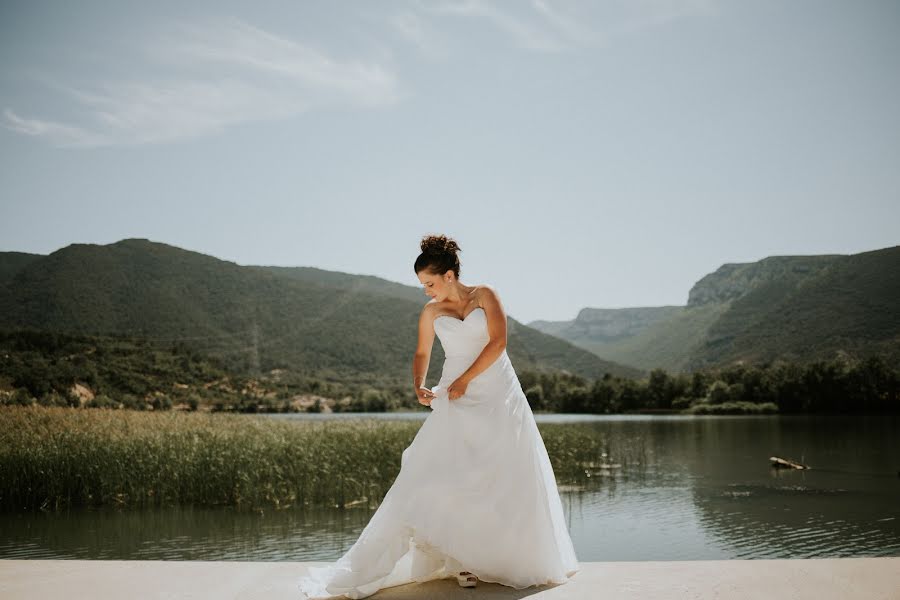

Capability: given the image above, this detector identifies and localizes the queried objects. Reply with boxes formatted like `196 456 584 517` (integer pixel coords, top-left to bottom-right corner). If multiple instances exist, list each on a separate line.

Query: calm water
2 414 898 561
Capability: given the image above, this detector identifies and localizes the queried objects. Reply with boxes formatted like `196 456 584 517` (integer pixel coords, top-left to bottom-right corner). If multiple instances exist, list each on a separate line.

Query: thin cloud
2 108 108 147
531 0 601 47
390 11 448 58
430 0 566 52
609 0 718 37
3 17 401 148
4 4 718 147
153 17 399 107
407 0 716 54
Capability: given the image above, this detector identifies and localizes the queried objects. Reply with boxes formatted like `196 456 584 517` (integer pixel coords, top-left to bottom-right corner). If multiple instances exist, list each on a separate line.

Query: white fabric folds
298 306 579 598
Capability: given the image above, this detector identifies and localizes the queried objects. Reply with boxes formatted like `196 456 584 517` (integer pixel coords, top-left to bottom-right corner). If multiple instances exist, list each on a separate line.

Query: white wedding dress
297 307 579 599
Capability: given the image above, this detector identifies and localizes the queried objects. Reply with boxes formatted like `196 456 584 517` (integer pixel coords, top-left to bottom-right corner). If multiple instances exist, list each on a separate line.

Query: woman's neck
446 282 472 304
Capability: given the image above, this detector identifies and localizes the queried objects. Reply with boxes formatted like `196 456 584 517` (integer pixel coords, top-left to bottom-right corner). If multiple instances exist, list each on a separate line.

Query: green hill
0 238 641 386
595 303 728 372
528 306 711 372
0 251 43 284
528 246 900 372
259 265 426 304
687 245 900 368
685 254 842 307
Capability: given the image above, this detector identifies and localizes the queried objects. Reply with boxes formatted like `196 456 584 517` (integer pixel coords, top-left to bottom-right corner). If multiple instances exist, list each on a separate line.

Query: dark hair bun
420 234 461 257
414 234 462 278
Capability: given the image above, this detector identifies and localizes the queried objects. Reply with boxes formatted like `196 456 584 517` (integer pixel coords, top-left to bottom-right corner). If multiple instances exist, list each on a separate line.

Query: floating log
770 456 809 470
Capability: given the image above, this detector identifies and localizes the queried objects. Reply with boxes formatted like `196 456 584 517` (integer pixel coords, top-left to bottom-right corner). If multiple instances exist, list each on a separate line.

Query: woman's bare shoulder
474 284 500 304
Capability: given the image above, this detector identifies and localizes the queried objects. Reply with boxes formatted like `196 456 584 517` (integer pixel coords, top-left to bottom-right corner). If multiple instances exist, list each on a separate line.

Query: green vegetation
0 405 415 512
519 356 898 415
0 405 640 512
575 303 727 372
2 329 897 415
0 329 411 413
682 401 778 415
690 246 900 369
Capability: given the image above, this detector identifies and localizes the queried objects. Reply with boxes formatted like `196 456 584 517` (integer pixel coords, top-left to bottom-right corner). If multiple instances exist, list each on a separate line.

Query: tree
524 384 545 411
646 369 669 409
707 381 730 405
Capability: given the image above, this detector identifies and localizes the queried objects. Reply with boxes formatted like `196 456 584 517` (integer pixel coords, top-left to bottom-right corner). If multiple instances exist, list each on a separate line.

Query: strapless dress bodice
433 307 490 358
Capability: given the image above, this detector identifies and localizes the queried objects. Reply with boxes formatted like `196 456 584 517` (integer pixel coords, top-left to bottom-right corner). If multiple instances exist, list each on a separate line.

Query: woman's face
417 270 451 301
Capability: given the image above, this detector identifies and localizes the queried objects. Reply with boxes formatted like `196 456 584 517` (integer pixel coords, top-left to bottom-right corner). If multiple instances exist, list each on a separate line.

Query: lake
1 414 898 561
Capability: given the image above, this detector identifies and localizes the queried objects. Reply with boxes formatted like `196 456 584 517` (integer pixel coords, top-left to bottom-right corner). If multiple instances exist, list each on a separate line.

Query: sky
1 0 898 324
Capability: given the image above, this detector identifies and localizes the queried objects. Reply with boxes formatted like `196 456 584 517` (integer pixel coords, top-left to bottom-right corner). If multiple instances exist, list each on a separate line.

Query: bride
298 234 579 598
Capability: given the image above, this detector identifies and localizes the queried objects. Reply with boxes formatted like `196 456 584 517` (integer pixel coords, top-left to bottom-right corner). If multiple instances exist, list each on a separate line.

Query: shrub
686 401 778 415
706 381 730 405
671 396 693 410
88 394 119 409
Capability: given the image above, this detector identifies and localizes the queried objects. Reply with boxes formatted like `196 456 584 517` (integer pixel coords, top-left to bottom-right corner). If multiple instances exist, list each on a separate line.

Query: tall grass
0 406 629 512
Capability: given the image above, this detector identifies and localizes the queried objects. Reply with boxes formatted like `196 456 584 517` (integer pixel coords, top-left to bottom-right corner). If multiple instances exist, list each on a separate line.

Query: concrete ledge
1 558 898 599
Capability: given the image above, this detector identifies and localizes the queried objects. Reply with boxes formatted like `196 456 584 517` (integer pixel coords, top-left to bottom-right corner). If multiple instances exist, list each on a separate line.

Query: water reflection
0 504 375 561
687 416 900 559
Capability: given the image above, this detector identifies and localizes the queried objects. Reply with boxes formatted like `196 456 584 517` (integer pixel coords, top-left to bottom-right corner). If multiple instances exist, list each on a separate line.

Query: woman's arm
413 305 437 404
457 285 508 384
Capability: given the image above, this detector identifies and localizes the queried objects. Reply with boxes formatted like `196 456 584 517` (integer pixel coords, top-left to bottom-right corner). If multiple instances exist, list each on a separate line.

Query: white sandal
456 571 477 588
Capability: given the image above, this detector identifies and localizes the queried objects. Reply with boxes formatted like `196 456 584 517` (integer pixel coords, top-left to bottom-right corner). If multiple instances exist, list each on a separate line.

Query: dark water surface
2 414 898 561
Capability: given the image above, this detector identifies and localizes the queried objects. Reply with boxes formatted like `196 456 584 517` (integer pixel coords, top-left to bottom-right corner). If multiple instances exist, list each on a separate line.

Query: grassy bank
0 406 635 513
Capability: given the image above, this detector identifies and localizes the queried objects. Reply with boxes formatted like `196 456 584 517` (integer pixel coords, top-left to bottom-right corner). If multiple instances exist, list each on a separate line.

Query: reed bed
0 406 631 512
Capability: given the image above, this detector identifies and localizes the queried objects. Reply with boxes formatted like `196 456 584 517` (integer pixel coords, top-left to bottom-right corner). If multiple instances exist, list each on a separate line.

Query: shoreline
2 557 898 599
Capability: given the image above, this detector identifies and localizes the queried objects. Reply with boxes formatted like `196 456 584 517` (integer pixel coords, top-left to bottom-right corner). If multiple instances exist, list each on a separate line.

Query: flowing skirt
298 349 579 598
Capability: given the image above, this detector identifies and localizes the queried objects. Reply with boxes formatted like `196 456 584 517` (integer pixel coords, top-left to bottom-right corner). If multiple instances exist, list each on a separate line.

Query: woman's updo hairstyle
414 234 461 280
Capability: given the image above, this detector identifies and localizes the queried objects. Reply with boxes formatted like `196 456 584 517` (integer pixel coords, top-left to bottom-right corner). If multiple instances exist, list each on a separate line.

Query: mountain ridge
0 238 641 382
527 246 900 371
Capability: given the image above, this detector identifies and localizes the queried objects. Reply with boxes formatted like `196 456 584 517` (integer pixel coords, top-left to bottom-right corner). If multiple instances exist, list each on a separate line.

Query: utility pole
250 319 260 375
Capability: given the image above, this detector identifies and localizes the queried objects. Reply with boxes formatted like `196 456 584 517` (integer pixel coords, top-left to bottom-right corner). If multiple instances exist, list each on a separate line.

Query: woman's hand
415 386 435 406
447 377 469 401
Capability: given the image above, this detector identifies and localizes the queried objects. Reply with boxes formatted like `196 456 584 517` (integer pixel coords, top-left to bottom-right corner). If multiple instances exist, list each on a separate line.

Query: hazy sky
1 0 898 323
